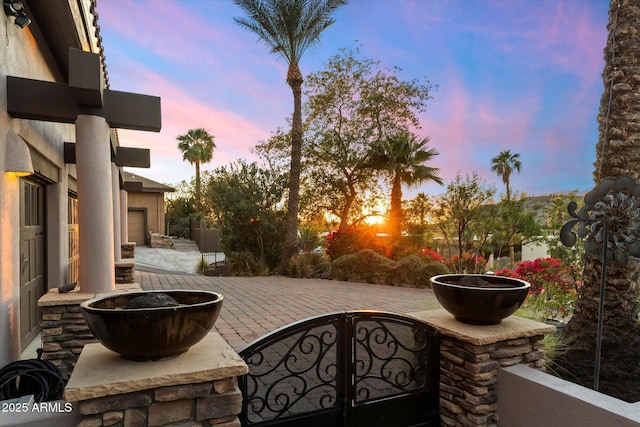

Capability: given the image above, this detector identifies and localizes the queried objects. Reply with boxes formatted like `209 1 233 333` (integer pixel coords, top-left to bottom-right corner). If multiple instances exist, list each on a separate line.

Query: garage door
128 210 146 246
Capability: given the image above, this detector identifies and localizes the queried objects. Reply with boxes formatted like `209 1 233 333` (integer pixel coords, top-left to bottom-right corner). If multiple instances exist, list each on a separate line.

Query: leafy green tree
205 160 287 271
543 192 585 269
369 133 442 240
165 179 197 238
234 0 347 273
302 46 435 227
436 172 496 269
490 196 541 262
177 128 216 214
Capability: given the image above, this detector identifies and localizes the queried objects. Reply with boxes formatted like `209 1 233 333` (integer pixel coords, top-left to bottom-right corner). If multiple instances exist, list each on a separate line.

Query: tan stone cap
64 332 248 402
38 283 142 306
408 309 556 346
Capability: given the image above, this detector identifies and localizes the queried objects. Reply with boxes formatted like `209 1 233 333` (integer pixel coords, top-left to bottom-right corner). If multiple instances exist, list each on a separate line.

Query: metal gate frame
239 311 439 427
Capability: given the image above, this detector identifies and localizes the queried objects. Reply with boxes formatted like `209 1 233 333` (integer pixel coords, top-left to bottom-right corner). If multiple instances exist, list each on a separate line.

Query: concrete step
170 238 200 252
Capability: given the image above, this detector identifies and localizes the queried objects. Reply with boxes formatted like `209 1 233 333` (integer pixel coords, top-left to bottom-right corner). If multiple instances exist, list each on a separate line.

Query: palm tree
491 149 521 268
490 149 521 202
370 133 443 240
559 0 640 402
177 128 216 214
234 0 347 274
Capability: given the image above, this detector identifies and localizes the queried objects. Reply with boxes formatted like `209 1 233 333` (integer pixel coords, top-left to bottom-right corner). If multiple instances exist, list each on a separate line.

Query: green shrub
385 255 423 287
415 262 450 288
331 249 392 284
289 253 329 278
383 256 449 288
227 252 269 276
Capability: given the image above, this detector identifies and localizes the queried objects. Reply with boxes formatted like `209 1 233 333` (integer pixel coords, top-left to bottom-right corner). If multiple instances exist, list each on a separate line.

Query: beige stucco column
0 172 22 364
111 164 122 262
76 115 115 293
120 189 128 243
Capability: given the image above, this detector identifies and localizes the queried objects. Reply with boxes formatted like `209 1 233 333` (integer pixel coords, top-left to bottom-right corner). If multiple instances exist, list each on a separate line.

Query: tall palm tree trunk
281 65 304 273
389 174 403 241
195 160 201 215
559 0 640 402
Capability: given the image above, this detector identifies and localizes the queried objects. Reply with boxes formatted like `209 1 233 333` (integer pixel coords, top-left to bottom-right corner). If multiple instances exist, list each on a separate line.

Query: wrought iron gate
238 311 439 427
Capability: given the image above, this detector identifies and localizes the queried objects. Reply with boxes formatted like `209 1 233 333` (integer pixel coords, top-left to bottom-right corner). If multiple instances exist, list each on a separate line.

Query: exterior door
20 179 46 349
128 209 146 245
68 195 79 286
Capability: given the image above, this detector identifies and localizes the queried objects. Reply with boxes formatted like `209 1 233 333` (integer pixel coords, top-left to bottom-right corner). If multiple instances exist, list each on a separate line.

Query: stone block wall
41 303 98 380
411 309 555 427
38 285 142 380
121 242 136 259
150 233 172 248
438 334 546 426
64 334 249 427
114 261 135 284
76 378 242 427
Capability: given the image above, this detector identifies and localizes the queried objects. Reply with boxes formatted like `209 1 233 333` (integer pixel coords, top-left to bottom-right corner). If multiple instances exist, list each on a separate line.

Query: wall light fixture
4 131 34 176
3 1 31 29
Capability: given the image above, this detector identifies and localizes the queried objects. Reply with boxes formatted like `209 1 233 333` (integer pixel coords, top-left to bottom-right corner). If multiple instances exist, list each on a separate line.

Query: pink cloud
114 67 278 185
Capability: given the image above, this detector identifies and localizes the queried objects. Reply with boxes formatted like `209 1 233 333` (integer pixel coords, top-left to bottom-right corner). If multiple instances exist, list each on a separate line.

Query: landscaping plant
496 257 580 321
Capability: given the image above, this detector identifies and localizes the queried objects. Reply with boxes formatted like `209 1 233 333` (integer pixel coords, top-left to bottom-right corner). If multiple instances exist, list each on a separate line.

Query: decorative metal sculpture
560 176 640 391
560 176 640 264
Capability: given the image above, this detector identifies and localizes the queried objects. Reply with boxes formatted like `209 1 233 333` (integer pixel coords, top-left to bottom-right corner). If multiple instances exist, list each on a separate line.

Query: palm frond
234 0 347 65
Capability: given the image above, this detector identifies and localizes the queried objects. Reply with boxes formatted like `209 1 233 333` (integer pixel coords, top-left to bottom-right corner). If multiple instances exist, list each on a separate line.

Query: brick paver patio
136 271 439 350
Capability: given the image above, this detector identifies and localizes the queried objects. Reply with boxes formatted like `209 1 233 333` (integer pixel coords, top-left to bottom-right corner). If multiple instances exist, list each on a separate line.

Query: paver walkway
136 271 439 350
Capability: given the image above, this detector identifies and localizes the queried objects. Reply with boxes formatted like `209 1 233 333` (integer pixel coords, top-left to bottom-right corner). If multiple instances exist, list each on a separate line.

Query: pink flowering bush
496 257 580 320
419 248 444 263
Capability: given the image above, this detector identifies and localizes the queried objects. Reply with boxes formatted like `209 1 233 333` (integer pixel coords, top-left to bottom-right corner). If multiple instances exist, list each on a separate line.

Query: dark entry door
239 311 440 427
20 179 46 349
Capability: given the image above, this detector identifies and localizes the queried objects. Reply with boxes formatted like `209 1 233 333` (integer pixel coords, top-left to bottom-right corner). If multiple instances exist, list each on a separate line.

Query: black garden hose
0 349 65 403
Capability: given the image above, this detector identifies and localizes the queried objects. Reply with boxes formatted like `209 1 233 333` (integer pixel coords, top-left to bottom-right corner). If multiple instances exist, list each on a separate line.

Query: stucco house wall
0 1 117 364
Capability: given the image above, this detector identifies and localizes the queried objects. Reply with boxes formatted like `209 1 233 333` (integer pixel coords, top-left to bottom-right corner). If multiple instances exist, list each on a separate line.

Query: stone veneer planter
410 309 555 427
38 283 142 380
64 333 248 427
121 242 136 259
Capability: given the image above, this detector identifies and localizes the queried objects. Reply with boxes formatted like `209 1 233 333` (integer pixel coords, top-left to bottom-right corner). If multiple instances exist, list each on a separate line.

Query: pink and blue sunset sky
96 0 610 198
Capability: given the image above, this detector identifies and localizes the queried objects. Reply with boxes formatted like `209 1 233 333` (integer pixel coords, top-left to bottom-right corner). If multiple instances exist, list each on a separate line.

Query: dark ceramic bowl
80 290 223 361
429 274 530 325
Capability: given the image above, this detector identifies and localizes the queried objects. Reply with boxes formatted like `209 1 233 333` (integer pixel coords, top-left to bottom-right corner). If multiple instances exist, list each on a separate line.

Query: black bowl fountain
430 274 530 325
80 290 223 361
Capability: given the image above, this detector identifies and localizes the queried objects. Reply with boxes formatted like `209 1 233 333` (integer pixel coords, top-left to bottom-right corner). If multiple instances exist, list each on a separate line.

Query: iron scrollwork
353 316 435 403
242 321 339 423
239 312 439 426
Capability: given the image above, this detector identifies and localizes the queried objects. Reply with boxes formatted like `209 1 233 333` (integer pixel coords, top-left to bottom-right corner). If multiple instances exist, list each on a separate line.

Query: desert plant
289 252 329 278
227 252 269 276
196 257 208 274
298 224 322 252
